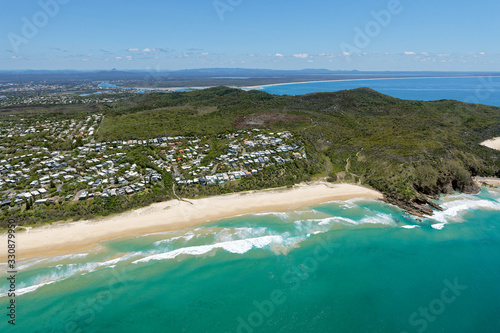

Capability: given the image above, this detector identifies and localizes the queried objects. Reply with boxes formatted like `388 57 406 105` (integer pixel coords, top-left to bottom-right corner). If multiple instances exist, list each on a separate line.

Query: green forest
96 86 500 214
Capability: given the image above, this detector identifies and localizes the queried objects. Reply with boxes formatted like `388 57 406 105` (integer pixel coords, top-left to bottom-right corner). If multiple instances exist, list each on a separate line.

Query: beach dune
1 182 382 260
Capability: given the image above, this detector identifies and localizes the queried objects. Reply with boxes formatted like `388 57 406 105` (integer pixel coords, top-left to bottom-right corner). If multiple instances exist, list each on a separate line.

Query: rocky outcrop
460 184 481 194
384 196 441 217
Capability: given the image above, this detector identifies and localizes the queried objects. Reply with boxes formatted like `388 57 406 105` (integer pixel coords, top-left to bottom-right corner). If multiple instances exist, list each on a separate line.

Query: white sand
242 76 482 90
0 182 382 259
481 137 500 151
474 177 500 186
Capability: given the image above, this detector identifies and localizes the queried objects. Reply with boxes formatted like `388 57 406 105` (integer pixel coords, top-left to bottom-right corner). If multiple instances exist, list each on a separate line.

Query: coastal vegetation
1 86 499 226
99 87 500 214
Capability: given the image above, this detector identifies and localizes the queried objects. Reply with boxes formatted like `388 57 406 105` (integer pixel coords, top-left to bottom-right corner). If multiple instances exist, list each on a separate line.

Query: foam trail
401 225 420 229
154 233 195 246
359 213 396 226
133 235 284 264
16 253 90 271
431 223 446 230
431 198 500 223
0 253 139 298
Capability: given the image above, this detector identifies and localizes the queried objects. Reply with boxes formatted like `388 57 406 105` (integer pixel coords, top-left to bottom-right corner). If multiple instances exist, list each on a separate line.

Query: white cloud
115 56 122 60
421 52 429 56
404 51 416 55
293 53 309 58
10 56 23 60
128 48 167 53
201 52 209 56
275 53 284 58
437 53 450 57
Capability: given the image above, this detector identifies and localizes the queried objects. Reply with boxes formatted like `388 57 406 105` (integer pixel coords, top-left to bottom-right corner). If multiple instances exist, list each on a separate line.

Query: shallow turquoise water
1 188 500 332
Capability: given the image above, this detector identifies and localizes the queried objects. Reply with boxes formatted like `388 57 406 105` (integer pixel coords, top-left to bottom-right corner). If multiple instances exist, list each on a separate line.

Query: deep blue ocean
258 76 500 107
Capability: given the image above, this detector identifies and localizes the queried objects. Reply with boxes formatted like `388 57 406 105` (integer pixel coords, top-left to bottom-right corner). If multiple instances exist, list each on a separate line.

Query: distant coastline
242 75 500 90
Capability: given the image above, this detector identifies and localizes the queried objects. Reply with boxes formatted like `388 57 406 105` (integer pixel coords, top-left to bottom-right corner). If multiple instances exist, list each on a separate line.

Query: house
79 191 88 201
47 197 60 204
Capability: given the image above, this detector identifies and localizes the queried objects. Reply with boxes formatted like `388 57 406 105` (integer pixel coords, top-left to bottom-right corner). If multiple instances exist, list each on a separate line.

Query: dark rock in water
461 184 481 194
442 182 454 194
384 196 439 217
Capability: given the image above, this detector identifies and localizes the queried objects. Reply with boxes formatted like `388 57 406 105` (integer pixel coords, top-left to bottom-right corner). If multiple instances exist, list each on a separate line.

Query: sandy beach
474 177 500 186
481 137 500 151
0 182 382 260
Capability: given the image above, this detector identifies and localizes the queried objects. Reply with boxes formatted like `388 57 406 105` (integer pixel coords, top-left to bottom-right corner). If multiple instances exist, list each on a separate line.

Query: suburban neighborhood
0 112 306 212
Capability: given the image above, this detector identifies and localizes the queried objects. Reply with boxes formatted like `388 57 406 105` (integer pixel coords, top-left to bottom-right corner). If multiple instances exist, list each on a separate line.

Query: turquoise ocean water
1 188 500 332
259 76 500 107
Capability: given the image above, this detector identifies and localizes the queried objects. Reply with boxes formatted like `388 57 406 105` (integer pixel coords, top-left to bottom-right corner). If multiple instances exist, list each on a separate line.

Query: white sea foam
153 233 195 246
401 225 420 229
16 253 90 271
215 227 271 243
430 198 500 223
16 281 58 296
321 197 371 209
431 223 446 230
253 212 290 220
358 213 396 226
133 235 285 264
0 253 138 298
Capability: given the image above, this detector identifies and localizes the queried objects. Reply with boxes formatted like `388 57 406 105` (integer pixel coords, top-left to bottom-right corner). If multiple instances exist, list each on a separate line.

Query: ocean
1 188 500 332
258 76 500 107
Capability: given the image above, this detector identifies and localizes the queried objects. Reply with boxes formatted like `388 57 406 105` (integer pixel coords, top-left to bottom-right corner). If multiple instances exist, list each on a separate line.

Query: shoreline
102 75 500 92
474 177 500 186
0 182 383 260
241 75 499 90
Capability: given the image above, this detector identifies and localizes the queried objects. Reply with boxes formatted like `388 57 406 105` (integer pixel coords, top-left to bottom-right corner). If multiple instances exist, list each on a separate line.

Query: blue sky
1 0 499 71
